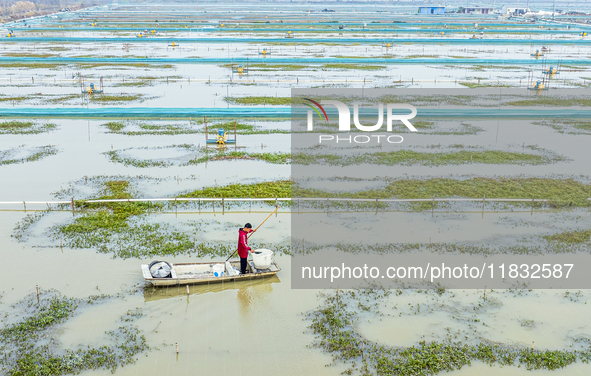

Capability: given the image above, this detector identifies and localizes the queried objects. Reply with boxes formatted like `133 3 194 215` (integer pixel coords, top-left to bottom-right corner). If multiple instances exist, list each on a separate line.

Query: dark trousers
240 257 248 274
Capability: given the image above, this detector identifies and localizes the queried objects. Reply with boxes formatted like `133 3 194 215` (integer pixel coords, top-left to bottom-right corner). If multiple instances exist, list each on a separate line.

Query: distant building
459 6 494 14
418 6 446 15
501 6 530 15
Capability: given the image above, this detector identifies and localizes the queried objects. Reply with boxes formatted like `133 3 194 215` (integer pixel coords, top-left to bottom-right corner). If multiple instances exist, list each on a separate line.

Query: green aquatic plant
185 151 291 165
458 82 512 89
544 230 591 244
0 145 59 165
49 180 291 258
294 178 591 209
0 290 148 376
292 150 561 167
308 289 587 376
103 121 126 132
179 180 291 199
105 150 171 168
506 98 591 107
224 96 291 105
0 121 57 135
89 94 147 103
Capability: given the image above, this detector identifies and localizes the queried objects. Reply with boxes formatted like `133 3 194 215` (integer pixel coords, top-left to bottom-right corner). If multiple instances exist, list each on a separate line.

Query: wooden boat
141 259 281 286
143 275 281 301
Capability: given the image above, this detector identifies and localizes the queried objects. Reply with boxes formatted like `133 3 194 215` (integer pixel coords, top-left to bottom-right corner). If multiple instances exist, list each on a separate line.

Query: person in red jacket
237 223 256 274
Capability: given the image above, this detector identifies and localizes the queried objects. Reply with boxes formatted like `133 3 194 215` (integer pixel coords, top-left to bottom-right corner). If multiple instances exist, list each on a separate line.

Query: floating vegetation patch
0 121 57 135
308 289 589 376
186 151 291 165
321 63 385 71
0 95 29 103
0 289 148 376
100 120 198 135
403 54 440 59
544 229 591 244
0 62 65 70
0 145 59 166
224 96 292 105
227 63 385 71
88 93 152 103
536 120 591 135
302 120 482 135
506 98 591 107
178 180 291 199
75 63 174 69
105 144 290 168
103 121 126 132
47 179 290 258
293 150 562 167
112 79 155 87
104 144 198 168
99 119 288 135
49 180 184 258
458 82 513 89
2 52 58 58
106 149 173 168
294 178 591 209
12 210 50 242
292 240 591 257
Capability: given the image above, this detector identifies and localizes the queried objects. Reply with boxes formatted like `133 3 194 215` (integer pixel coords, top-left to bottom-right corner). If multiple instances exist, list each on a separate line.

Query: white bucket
252 249 273 269
212 264 225 277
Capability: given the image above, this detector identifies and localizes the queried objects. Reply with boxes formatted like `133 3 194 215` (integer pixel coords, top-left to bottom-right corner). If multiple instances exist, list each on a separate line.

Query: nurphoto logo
303 98 418 144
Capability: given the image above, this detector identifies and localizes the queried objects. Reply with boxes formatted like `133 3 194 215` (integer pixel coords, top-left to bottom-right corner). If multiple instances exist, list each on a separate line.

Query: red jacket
237 228 251 258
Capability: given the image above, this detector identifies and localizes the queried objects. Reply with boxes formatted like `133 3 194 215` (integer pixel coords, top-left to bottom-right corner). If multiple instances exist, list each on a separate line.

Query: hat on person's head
244 223 252 229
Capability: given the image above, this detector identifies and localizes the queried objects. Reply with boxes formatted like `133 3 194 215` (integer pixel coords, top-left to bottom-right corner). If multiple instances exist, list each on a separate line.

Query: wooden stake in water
482 195 485 218
36 285 39 297
186 285 189 295
176 343 179 353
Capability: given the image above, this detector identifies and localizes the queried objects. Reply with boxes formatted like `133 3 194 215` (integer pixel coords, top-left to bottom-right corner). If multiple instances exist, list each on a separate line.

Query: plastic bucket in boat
212 264 225 277
252 249 273 269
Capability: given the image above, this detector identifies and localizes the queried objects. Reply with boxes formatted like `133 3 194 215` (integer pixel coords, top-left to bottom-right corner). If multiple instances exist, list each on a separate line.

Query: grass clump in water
403 54 439 59
179 180 291 199
0 289 149 376
224 96 291 105
293 150 560 167
0 145 59 166
49 179 286 258
295 178 591 209
51 180 175 258
89 94 146 103
544 230 591 244
321 63 385 71
308 289 586 376
536 120 591 135
0 121 57 135
459 82 512 89
187 151 291 165
103 121 126 132
506 98 591 107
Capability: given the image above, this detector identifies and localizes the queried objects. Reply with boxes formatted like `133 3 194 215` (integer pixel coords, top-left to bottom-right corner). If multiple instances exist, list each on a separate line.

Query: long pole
225 206 279 262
